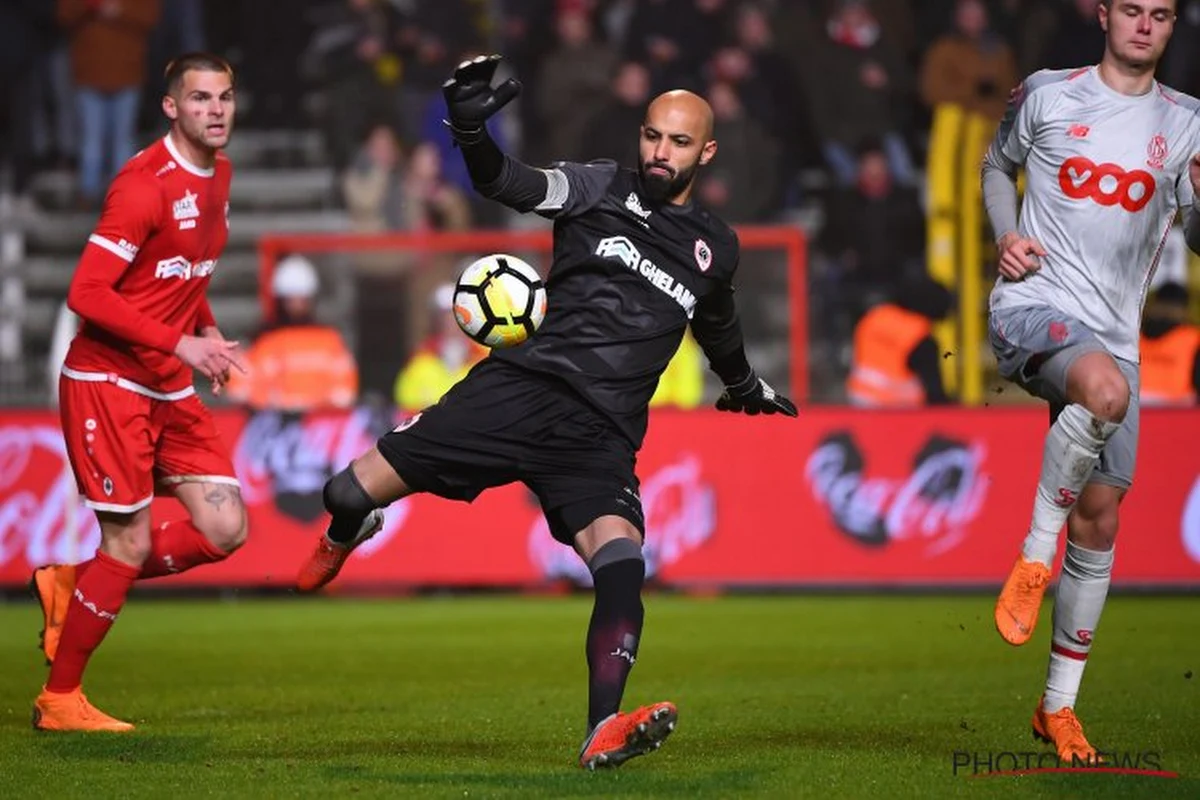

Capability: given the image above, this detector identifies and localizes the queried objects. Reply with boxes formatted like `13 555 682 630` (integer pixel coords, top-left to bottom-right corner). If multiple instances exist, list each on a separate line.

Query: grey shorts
988 305 1139 488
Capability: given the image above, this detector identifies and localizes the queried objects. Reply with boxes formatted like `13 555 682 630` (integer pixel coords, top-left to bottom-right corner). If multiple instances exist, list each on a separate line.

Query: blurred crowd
3 0 1200 410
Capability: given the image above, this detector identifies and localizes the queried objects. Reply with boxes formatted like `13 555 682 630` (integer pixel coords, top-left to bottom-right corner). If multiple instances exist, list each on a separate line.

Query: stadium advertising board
1 407 1198 589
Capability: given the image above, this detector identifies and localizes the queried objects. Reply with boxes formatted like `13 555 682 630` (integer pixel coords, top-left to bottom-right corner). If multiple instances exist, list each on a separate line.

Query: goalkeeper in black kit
295 54 797 770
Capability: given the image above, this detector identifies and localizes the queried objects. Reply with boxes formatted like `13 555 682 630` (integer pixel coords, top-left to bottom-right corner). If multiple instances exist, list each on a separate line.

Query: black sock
586 558 646 730
327 510 368 544
324 469 374 544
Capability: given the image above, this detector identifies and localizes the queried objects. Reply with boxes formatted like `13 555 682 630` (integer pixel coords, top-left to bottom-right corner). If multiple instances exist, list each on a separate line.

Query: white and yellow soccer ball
452 253 547 348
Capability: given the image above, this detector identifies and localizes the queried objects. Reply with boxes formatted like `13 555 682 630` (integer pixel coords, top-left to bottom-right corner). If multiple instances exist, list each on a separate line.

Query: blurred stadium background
1 0 1197 593
2 1 1200 794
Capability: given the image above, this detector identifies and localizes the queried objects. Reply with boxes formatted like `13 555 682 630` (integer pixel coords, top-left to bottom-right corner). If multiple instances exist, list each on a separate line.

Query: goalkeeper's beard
639 159 698 204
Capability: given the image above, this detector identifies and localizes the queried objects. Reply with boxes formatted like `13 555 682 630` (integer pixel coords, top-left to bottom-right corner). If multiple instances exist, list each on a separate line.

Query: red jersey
64 134 232 394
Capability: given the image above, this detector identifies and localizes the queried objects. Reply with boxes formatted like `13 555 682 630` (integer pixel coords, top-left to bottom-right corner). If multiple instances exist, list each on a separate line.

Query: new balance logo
625 192 651 220
594 236 696 316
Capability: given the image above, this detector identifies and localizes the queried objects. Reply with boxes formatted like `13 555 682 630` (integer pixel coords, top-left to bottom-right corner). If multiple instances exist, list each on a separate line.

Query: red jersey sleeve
196 297 217 332
66 171 184 353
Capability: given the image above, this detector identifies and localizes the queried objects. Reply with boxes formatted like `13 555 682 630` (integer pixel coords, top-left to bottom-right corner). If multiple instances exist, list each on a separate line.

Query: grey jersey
983 66 1200 362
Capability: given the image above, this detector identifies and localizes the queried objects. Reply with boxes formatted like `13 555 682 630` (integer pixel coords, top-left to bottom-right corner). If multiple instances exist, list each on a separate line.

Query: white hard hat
272 255 319 298
431 283 455 312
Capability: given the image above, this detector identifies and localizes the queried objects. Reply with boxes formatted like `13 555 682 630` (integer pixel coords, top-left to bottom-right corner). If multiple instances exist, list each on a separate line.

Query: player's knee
586 535 644 575
97 512 154 565
323 467 377 519
1079 372 1130 423
194 487 248 554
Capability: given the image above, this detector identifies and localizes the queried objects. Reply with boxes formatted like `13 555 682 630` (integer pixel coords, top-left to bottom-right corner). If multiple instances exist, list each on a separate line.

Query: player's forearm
457 128 551 212
1184 204 1200 256
981 152 1021 240
196 298 218 334
692 290 754 387
67 278 183 353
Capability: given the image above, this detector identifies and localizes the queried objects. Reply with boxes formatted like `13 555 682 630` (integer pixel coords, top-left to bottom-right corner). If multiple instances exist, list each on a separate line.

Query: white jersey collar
164 132 215 178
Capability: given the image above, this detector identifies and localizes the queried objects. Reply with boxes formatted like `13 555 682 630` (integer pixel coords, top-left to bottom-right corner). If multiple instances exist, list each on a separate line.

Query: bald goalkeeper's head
637 90 717 205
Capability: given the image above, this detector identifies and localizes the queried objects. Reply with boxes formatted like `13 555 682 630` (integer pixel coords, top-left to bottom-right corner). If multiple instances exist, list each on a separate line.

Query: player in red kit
29 53 249 732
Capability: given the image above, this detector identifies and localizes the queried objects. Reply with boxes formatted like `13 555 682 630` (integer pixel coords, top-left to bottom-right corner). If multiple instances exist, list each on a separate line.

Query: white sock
1021 405 1118 566
1043 541 1113 712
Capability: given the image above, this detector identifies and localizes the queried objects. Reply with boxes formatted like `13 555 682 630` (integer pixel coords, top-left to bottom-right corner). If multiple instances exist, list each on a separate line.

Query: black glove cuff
725 371 759 398
443 118 486 146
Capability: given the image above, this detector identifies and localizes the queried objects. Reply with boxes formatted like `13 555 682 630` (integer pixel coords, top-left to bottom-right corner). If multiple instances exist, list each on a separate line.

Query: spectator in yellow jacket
650 330 705 409
394 283 487 412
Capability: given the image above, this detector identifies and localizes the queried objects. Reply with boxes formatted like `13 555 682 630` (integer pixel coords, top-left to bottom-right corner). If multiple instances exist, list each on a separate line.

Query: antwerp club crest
1147 133 1168 170
694 239 712 272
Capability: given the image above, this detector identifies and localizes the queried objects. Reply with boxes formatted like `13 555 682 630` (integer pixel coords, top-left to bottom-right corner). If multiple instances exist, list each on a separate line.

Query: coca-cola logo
529 454 717 584
232 407 411 554
805 431 988 555
0 424 100 570
233 408 392 523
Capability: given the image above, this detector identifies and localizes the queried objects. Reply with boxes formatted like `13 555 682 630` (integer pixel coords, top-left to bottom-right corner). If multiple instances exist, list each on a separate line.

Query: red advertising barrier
2 407 1199 589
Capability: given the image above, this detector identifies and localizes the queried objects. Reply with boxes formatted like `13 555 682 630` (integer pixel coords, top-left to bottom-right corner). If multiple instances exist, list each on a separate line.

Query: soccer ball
452 253 547 348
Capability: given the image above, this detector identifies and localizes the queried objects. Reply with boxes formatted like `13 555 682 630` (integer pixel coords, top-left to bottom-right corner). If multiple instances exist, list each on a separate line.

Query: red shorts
59 371 238 513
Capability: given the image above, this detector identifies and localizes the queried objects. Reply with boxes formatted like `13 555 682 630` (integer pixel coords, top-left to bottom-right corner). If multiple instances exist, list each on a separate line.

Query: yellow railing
925 103 1000 406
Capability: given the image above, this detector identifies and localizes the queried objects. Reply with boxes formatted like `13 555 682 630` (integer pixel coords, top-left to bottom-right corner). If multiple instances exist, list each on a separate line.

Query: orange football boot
1032 696 1102 765
32 688 134 732
578 702 677 770
29 564 76 664
995 557 1051 646
296 509 384 592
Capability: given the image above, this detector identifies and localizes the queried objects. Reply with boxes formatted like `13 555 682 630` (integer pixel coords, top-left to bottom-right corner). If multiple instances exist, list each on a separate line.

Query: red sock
45 551 139 693
138 519 228 580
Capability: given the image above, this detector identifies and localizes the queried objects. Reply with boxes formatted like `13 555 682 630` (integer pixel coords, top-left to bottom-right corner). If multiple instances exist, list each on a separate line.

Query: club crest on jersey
173 189 200 229
694 239 712 272
625 192 651 221
1146 133 1168 170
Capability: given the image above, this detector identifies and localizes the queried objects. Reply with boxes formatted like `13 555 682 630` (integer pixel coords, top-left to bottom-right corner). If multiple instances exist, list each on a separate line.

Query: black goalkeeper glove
715 373 798 417
442 54 521 144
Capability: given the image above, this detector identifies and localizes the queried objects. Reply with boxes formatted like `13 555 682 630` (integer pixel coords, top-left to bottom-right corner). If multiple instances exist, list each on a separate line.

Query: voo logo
1058 156 1155 212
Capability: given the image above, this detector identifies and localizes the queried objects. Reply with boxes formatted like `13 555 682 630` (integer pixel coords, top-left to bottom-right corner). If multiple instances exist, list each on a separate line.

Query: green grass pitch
1 594 1197 798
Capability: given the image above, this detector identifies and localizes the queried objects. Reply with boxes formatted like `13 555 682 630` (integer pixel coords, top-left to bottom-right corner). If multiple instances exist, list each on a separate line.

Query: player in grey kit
983 0 1200 764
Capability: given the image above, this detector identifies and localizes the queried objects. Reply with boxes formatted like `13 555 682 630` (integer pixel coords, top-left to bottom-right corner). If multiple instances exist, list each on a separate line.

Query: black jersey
488 160 743 447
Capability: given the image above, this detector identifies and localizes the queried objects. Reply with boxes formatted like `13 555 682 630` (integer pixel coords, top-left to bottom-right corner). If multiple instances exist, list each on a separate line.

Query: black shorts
376 358 644 545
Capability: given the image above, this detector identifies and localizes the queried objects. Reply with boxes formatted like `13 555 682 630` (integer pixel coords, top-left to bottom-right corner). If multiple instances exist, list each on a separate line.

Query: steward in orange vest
227 255 359 412
847 277 953 406
1139 282 1200 407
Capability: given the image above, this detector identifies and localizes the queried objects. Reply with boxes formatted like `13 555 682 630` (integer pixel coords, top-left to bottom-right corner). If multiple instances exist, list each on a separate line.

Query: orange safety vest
227 325 359 412
846 304 931 407
1139 325 1200 406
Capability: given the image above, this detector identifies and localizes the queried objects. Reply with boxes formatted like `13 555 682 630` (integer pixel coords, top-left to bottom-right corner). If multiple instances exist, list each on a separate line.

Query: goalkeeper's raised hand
715 374 798 417
442 54 521 142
